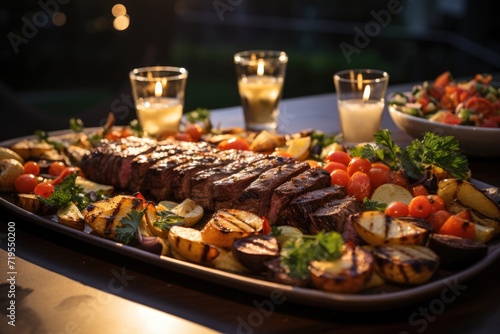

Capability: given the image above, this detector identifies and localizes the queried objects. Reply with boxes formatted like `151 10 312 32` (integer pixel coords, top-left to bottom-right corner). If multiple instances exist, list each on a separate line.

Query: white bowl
388 105 500 157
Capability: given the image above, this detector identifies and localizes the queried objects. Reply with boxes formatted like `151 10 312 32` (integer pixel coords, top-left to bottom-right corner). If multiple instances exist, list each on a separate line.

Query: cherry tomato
185 123 203 142
411 185 429 197
217 137 250 151
174 132 194 142
367 167 391 190
325 150 351 166
323 161 347 173
23 161 40 176
428 210 452 232
389 170 409 188
427 195 445 214
34 182 55 198
371 162 390 172
48 161 67 176
347 157 371 176
465 97 495 116
408 195 432 219
330 169 350 187
384 201 409 218
347 172 372 202
439 215 475 240
14 174 39 193
434 71 451 87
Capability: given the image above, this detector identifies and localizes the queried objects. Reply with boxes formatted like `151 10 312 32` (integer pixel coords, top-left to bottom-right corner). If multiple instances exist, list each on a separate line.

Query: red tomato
330 169 350 187
408 195 432 219
434 71 451 87
367 167 391 190
347 157 371 176
217 137 250 151
48 161 67 176
14 174 39 193
323 161 347 173
442 112 462 125
347 172 372 202
427 195 445 214
185 123 203 142
411 185 429 197
325 150 351 166
371 162 390 171
439 215 475 240
465 97 495 116
385 201 409 218
174 132 194 142
34 182 55 198
428 210 452 232
389 170 409 188
23 161 40 176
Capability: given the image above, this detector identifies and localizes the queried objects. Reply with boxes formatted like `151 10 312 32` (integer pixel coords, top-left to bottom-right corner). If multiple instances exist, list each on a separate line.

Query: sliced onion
136 232 163 255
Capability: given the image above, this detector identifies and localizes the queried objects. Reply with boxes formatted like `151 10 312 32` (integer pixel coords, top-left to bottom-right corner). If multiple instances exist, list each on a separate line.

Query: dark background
1 0 499 140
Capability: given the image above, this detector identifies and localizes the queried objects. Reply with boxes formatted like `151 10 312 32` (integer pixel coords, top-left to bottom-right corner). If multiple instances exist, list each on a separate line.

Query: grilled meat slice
190 151 264 210
267 167 331 224
237 161 310 216
279 185 348 233
80 136 156 189
309 197 362 234
128 140 211 192
212 156 294 211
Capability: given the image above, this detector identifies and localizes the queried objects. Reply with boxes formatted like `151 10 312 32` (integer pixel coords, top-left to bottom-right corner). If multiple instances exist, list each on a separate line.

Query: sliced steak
309 197 362 234
342 216 364 246
212 156 294 211
267 167 331 225
237 161 310 217
80 136 156 189
190 151 264 210
278 185 348 233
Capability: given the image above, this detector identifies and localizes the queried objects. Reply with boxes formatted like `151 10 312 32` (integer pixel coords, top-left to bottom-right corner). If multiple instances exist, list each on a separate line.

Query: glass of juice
234 50 288 132
334 69 389 145
129 66 188 137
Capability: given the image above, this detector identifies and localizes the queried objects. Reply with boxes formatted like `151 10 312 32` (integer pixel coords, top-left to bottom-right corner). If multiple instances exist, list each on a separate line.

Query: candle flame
362 85 371 102
154 81 162 97
357 73 363 91
257 59 265 76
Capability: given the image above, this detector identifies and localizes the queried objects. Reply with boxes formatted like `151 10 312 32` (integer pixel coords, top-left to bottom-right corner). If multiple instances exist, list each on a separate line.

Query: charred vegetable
232 234 280 273
427 234 487 268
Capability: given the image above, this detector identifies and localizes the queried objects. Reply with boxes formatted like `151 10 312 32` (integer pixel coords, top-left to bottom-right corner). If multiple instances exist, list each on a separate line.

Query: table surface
1 82 500 334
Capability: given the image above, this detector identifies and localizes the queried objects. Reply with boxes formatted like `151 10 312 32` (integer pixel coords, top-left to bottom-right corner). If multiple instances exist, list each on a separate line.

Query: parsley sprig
280 231 344 280
115 210 144 244
153 210 184 231
350 130 468 180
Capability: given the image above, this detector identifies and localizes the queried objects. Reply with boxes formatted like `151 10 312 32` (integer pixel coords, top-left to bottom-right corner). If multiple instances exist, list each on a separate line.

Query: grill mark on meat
237 161 310 216
267 167 331 225
309 197 362 235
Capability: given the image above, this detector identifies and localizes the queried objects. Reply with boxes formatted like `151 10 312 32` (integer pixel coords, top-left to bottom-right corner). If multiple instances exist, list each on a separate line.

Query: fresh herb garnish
350 130 468 180
308 130 342 161
35 130 65 152
280 231 344 280
186 108 210 123
38 173 83 208
69 118 84 132
153 210 184 231
270 225 282 237
115 210 144 244
362 198 387 212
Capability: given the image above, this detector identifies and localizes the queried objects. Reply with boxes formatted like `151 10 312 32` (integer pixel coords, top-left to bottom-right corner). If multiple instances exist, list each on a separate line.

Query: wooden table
1 85 500 334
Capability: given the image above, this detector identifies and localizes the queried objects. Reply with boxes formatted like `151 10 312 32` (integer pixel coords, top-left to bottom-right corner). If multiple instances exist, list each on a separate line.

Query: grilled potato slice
373 245 440 285
352 211 429 246
82 195 144 240
309 246 374 294
57 202 85 230
201 209 264 248
437 179 500 219
168 226 219 264
15 193 54 215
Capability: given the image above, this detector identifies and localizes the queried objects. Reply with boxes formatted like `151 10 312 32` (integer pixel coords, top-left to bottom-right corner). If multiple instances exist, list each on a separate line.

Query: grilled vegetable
75 176 114 195
15 193 54 215
213 249 250 273
168 226 219 264
373 245 440 285
232 234 280 273
370 183 413 205
10 139 54 160
437 179 500 219
0 158 24 192
309 246 374 294
201 209 264 249
82 195 144 240
170 198 204 227
427 234 487 268
438 214 495 243
0 147 24 164
448 199 500 234
352 211 429 246
57 202 85 230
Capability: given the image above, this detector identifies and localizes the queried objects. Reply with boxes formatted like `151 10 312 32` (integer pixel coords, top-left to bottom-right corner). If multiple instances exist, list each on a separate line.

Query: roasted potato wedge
309 246 374 294
373 245 440 285
10 139 54 160
201 209 264 248
82 195 144 240
57 202 85 230
15 193 54 215
168 226 219 264
352 211 429 246
437 179 500 219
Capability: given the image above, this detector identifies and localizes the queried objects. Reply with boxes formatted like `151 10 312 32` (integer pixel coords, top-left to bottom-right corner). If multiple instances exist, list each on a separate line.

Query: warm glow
112 4 127 17
52 12 67 26
113 14 130 31
357 73 363 91
257 59 265 76
155 81 163 97
362 85 371 102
